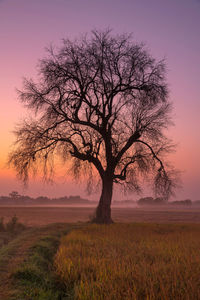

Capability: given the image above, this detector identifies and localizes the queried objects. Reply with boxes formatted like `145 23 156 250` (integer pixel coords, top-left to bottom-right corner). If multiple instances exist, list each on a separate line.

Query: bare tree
9 30 178 223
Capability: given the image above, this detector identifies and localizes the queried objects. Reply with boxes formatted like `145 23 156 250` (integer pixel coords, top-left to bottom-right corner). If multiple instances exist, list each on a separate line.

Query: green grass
10 224 73 300
55 223 200 300
12 236 62 299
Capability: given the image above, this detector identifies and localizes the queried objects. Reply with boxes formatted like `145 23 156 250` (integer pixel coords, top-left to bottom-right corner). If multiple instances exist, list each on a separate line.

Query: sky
0 0 199 200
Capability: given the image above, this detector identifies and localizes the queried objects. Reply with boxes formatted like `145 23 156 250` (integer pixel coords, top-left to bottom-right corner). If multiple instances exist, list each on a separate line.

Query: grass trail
0 223 71 299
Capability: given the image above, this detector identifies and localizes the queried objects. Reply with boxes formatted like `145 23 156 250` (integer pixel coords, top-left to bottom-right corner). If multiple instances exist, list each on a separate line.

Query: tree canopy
9 30 178 223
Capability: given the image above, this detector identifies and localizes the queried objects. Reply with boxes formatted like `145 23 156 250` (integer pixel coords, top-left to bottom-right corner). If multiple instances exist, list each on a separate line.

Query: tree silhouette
9 30 177 223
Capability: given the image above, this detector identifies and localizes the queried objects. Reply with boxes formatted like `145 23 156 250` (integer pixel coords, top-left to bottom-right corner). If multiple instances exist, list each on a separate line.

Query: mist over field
1 199 200 227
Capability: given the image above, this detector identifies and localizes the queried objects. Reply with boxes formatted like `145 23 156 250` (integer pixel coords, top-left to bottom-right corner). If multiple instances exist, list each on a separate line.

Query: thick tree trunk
93 175 113 224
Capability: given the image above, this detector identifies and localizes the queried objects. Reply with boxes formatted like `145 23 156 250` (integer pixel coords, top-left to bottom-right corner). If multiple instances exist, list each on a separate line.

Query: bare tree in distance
9 29 178 223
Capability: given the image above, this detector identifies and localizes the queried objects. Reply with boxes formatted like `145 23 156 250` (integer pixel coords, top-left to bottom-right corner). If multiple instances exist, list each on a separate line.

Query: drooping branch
136 139 175 198
136 140 165 171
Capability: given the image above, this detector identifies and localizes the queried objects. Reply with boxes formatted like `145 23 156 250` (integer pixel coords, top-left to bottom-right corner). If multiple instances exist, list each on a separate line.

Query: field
1 205 200 225
55 223 200 299
0 206 200 299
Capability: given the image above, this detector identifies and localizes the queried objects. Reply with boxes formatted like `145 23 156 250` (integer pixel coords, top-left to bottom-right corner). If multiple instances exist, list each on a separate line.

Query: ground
0 205 200 225
0 205 200 299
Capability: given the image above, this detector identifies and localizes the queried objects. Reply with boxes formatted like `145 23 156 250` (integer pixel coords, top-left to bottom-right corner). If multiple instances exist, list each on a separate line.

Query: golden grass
54 223 200 300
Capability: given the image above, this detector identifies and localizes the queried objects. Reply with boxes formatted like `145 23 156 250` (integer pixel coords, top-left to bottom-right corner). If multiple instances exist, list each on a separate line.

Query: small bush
6 215 18 232
0 215 26 233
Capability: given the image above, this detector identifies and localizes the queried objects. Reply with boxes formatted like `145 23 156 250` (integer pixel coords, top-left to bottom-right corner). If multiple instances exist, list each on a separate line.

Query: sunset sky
0 0 199 200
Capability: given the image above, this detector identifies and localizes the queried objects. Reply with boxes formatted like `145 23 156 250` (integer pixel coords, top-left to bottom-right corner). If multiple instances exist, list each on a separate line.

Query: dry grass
55 223 200 300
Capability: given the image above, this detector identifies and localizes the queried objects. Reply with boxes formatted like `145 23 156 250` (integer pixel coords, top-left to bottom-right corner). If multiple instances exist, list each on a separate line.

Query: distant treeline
0 192 199 206
0 191 92 205
136 197 200 206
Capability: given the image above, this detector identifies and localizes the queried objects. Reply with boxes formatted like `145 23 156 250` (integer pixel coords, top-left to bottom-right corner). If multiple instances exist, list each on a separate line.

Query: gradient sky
0 0 199 200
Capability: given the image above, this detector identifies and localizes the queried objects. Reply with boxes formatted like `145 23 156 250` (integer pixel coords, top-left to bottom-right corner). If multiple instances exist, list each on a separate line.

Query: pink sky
0 0 199 200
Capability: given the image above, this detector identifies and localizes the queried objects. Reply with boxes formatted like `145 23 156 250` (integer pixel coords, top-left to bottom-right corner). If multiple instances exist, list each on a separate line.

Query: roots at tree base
92 202 114 224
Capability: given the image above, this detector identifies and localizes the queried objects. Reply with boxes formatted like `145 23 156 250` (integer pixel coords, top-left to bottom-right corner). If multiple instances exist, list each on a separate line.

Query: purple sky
0 0 199 200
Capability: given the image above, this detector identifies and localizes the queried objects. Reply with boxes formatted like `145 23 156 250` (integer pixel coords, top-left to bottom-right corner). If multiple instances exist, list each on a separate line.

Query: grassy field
55 223 200 300
0 207 200 299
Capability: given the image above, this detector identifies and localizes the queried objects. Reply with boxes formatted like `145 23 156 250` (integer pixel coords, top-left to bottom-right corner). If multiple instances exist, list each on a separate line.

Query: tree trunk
93 175 113 224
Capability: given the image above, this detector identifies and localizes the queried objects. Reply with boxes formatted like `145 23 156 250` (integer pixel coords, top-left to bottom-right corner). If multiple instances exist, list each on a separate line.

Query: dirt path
0 224 68 299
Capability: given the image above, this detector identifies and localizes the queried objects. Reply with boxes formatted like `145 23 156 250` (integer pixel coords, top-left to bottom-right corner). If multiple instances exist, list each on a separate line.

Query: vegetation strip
0 222 74 299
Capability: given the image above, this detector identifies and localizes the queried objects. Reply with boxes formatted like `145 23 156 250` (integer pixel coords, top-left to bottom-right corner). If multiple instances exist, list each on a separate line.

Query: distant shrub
137 197 166 206
6 215 18 232
171 199 192 206
154 197 166 205
137 197 154 205
6 215 26 232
